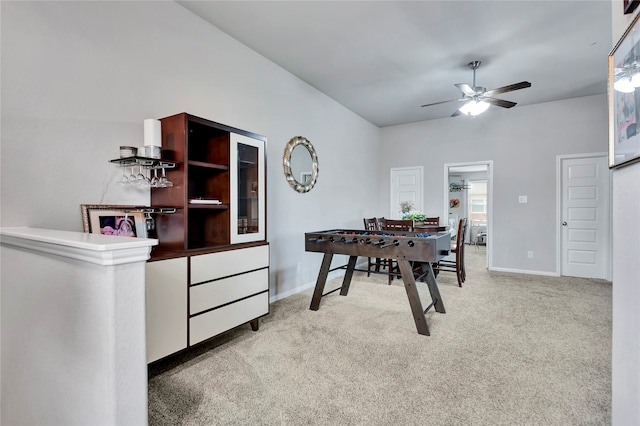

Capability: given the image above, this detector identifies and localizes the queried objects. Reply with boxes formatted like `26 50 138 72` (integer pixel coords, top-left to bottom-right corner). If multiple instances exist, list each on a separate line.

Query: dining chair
434 217 467 287
381 218 413 284
363 217 377 231
363 218 382 276
423 217 440 225
382 218 413 232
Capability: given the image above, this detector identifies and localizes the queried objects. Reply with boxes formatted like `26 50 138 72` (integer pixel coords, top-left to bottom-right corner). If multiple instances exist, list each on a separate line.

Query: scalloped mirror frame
283 136 319 193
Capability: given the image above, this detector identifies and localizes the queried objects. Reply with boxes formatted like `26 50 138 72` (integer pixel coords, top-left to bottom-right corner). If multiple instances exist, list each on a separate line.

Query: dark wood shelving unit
150 112 267 255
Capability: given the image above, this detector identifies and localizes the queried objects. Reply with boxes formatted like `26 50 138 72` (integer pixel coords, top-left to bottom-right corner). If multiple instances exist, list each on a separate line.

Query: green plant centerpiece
402 211 426 221
399 202 426 224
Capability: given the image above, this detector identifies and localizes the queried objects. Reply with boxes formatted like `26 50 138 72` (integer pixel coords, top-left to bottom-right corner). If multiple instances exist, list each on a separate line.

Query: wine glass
150 168 159 188
128 166 137 184
158 167 173 187
116 167 129 186
145 211 155 233
136 166 150 187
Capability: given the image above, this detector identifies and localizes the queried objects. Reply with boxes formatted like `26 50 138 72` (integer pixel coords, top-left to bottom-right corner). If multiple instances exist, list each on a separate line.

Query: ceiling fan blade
485 81 531 96
455 83 475 96
484 97 517 108
420 98 461 108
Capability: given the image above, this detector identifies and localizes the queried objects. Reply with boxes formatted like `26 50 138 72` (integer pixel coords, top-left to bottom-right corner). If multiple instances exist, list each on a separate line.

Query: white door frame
556 153 611 280
444 161 493 269
389 166 424 218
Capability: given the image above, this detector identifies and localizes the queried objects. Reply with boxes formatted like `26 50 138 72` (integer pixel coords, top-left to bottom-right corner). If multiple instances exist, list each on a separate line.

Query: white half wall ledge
0 227 157 265
1 226 157 425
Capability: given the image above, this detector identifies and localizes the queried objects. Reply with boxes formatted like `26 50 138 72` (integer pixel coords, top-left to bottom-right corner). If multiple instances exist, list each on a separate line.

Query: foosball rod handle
379 240 399 249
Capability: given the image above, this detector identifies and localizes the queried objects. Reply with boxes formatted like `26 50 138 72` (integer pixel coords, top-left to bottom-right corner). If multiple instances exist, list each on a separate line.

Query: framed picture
80 204 147 238
609 13 640 168
624 0 640 14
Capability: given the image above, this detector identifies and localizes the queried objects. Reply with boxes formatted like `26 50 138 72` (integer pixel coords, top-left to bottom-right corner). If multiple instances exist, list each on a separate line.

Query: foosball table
305 229 451 336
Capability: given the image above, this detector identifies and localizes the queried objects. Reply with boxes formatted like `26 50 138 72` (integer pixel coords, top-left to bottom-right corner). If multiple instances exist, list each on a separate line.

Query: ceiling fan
421 60 531 117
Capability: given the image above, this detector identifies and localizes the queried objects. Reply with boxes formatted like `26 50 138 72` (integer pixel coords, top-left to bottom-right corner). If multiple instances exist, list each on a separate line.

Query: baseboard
489 266 559 277
269 267 349 303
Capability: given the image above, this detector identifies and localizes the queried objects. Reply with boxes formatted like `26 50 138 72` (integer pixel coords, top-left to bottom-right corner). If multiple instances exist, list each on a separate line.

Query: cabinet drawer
190 268 268 315
190 244 269 284
189 292 268 345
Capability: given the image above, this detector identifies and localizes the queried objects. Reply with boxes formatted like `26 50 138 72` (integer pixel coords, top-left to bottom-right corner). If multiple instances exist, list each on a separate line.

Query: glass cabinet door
230 133 265 243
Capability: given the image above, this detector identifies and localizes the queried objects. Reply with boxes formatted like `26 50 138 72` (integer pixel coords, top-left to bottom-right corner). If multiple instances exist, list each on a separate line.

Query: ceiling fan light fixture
420 60 531 117
459 100 490 116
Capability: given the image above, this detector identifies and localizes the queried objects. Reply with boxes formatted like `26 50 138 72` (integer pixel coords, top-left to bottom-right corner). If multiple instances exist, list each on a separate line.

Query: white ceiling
178 0 612 128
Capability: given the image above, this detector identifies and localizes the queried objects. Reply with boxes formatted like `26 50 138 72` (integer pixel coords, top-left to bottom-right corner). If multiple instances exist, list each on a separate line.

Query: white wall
379 94 607 274
611 2 640 424
0 1 381 302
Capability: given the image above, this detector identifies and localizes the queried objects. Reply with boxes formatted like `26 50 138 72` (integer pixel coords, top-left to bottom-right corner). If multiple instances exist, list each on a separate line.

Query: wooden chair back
434 217 468 287
453 217 467 249
382 218 413 231
363 217 378 231
423 217 440 225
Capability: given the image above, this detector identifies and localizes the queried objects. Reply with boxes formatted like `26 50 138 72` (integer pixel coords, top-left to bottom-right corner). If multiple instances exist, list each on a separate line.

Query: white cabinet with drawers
189 244 270 345
146 244 269 363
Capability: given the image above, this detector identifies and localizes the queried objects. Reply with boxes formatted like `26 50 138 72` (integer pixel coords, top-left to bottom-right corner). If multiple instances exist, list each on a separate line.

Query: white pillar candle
144 119 162 147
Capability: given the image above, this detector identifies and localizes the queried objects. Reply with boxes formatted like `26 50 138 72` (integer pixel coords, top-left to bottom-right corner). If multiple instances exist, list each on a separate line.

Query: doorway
444 161 493 269
557 154 610 279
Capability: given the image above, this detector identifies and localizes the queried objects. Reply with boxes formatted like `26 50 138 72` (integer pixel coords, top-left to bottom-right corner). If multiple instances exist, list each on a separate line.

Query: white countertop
0 227 158 265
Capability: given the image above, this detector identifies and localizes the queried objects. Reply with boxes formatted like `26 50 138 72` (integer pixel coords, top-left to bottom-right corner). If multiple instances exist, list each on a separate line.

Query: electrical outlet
519 195 528 203
527 251 533 259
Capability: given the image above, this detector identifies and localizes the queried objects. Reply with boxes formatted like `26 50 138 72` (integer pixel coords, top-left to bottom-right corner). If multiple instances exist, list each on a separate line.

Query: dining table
413 225 448 234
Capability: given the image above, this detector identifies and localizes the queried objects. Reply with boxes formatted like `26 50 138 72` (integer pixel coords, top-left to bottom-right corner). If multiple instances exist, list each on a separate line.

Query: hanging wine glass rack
109 156 179 169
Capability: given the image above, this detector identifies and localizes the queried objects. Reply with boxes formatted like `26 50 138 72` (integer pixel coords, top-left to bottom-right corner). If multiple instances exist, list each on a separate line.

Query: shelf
187 204 229 210
110 156 179 169
144 207 179 214
188 160 229 171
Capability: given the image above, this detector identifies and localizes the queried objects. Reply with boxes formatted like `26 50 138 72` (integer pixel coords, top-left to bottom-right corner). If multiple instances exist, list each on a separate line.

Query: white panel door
390 167 423 219
561 156 609 278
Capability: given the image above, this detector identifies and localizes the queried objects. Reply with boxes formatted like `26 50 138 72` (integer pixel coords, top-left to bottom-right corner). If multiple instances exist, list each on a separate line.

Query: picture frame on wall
609 13 640 168
80 204 147 238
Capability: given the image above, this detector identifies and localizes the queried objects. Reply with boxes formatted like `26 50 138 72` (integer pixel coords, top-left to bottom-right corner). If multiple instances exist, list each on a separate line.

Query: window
471 198 486 213
468 180 487 222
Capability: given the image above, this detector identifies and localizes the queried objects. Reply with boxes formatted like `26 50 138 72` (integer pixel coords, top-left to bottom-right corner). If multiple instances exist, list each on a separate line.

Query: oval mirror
283 136 318 193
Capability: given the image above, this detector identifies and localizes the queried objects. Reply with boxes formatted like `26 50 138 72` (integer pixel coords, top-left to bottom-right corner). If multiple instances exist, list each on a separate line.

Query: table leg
417 262 446 314
309 253 333 311
339 255 358 296
397 260 430 336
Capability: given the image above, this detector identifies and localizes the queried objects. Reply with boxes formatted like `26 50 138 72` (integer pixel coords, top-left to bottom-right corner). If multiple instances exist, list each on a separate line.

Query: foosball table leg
419 262 446 314
397 260 431 336
310 253 334 310
339 255 358 296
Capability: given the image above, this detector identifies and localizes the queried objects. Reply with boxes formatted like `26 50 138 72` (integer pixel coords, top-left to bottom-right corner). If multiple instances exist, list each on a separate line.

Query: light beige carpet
148 248 611 425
